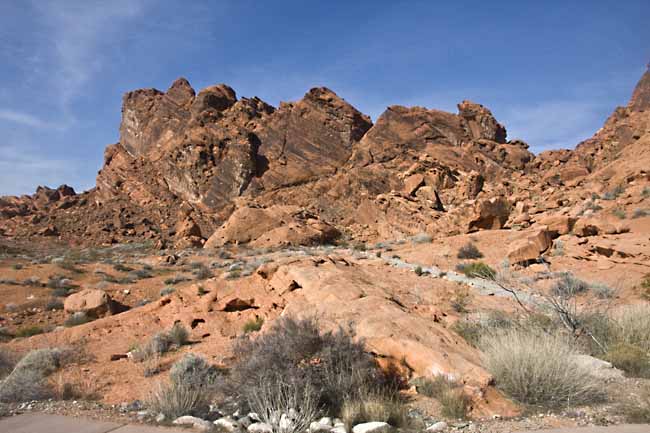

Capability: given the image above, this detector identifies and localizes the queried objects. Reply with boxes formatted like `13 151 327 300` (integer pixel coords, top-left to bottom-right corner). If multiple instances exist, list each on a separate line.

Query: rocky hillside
1 69 649 249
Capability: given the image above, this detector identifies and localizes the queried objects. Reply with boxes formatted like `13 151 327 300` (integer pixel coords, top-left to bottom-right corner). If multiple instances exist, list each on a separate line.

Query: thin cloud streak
0 109 58 129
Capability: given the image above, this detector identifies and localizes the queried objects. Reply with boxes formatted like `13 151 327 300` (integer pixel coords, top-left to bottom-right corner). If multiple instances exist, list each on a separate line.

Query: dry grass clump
249 377 321 433
480 329 605 408
0 348 64 403
147 353 220 418
414 375 470 419
457 242 483 259
340 391 408 430
243 316 264 334
551 273 589 297
132 323 189 362
619 384 650 423
15 325 45 338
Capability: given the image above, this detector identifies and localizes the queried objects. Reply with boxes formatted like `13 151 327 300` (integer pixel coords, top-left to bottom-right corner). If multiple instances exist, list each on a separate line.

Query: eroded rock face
468 197 512 231
629 69 650 112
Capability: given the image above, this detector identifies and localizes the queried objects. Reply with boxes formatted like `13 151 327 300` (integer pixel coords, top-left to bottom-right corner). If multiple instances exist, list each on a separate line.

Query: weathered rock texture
2 67 650 250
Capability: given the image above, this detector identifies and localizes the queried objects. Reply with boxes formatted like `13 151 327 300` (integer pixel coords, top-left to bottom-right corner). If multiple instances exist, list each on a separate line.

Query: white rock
248 422 273 433
426 421 448 432
331 427 347 433
318 417 333 427
173 415 214 432
279 413 294 432
352 422 391 433
310 421 332 433
155 413 166 423
248 412 262 423
214 417 241 432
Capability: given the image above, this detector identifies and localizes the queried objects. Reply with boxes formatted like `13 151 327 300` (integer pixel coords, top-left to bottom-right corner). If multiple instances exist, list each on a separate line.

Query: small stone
214 417 240 432
352 422 391 433
174 415 214 432
248 422 273 433
426 421 448 432
310 421 332 433
156 413 166 423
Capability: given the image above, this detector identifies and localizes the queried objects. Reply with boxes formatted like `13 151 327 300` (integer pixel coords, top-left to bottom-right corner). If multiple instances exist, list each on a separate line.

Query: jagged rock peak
458 100 507 143
191 84 237 114
166 77 195 105
629 67 650 111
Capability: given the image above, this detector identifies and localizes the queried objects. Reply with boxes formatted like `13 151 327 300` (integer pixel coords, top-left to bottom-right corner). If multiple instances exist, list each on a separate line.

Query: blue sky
0 0 648 196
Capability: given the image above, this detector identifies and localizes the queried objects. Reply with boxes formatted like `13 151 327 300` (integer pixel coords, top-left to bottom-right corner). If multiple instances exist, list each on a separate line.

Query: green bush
455 262 495 279
243 317 264 334
15 326 44 338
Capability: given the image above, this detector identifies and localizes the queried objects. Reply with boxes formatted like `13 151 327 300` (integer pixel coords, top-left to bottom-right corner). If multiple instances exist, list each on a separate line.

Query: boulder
403 174 425 196
573 218 618 237
426 422 448 432
214 417 240 432
468 197 511 231
64 289 113 317
538 215 575 237
507 228 552 265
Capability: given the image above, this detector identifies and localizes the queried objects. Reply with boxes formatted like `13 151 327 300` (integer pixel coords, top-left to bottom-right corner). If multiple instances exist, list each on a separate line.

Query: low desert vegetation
455 262 495 279
480 329 605 408
411 233 433 244
243 316 264 334
643 186 650 198
0 348 64 403
230 317 406 429
132 323 190 362
64 312 94 327
602 184 625 200
550 272 589 297
619 384 650 423
632 208 650 218
415 375 470 419
457 242 483 259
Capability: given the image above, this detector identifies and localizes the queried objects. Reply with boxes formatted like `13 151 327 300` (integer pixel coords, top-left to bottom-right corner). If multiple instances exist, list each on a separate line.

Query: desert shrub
451 311 514 347
551 273 589 297
22 276 40 286
457 242 483 259
456 262 495 279
0 353 15 379
551 240 565 257
169 354 221 390
249 377 321 433
340 392 408 429
632 208 650 218
57 260 84 274
192 265 212 280
439 386 471 419
243 317 264 334
51 287 72 297
450 288 471 313
620 384 650 423
612 208 627 219
12 263 23 270
637 274 650 300
129 269 153 280
164 275 188 285
414 266 424 276
15 326 44 338
112 263 133 272
643 187 650 198
415 375 469 419
0 348 63 402
133 324 189 362
45 298 64 311
147 380 209 419
411 233 433 244
159 287 176 297
614 305 650 351
64 312 93 327
167 323 189 346
602 185 625 200
225 270 241 280
231 317 396 416
591 283 616 299
47 276 75 291
480 329 605 407
604 343 650 378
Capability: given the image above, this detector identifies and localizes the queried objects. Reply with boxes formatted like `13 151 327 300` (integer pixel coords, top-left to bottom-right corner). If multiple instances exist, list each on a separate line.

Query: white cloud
501 100 605 153
0 109 59 129
32 0 148 114
0 145 91 196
